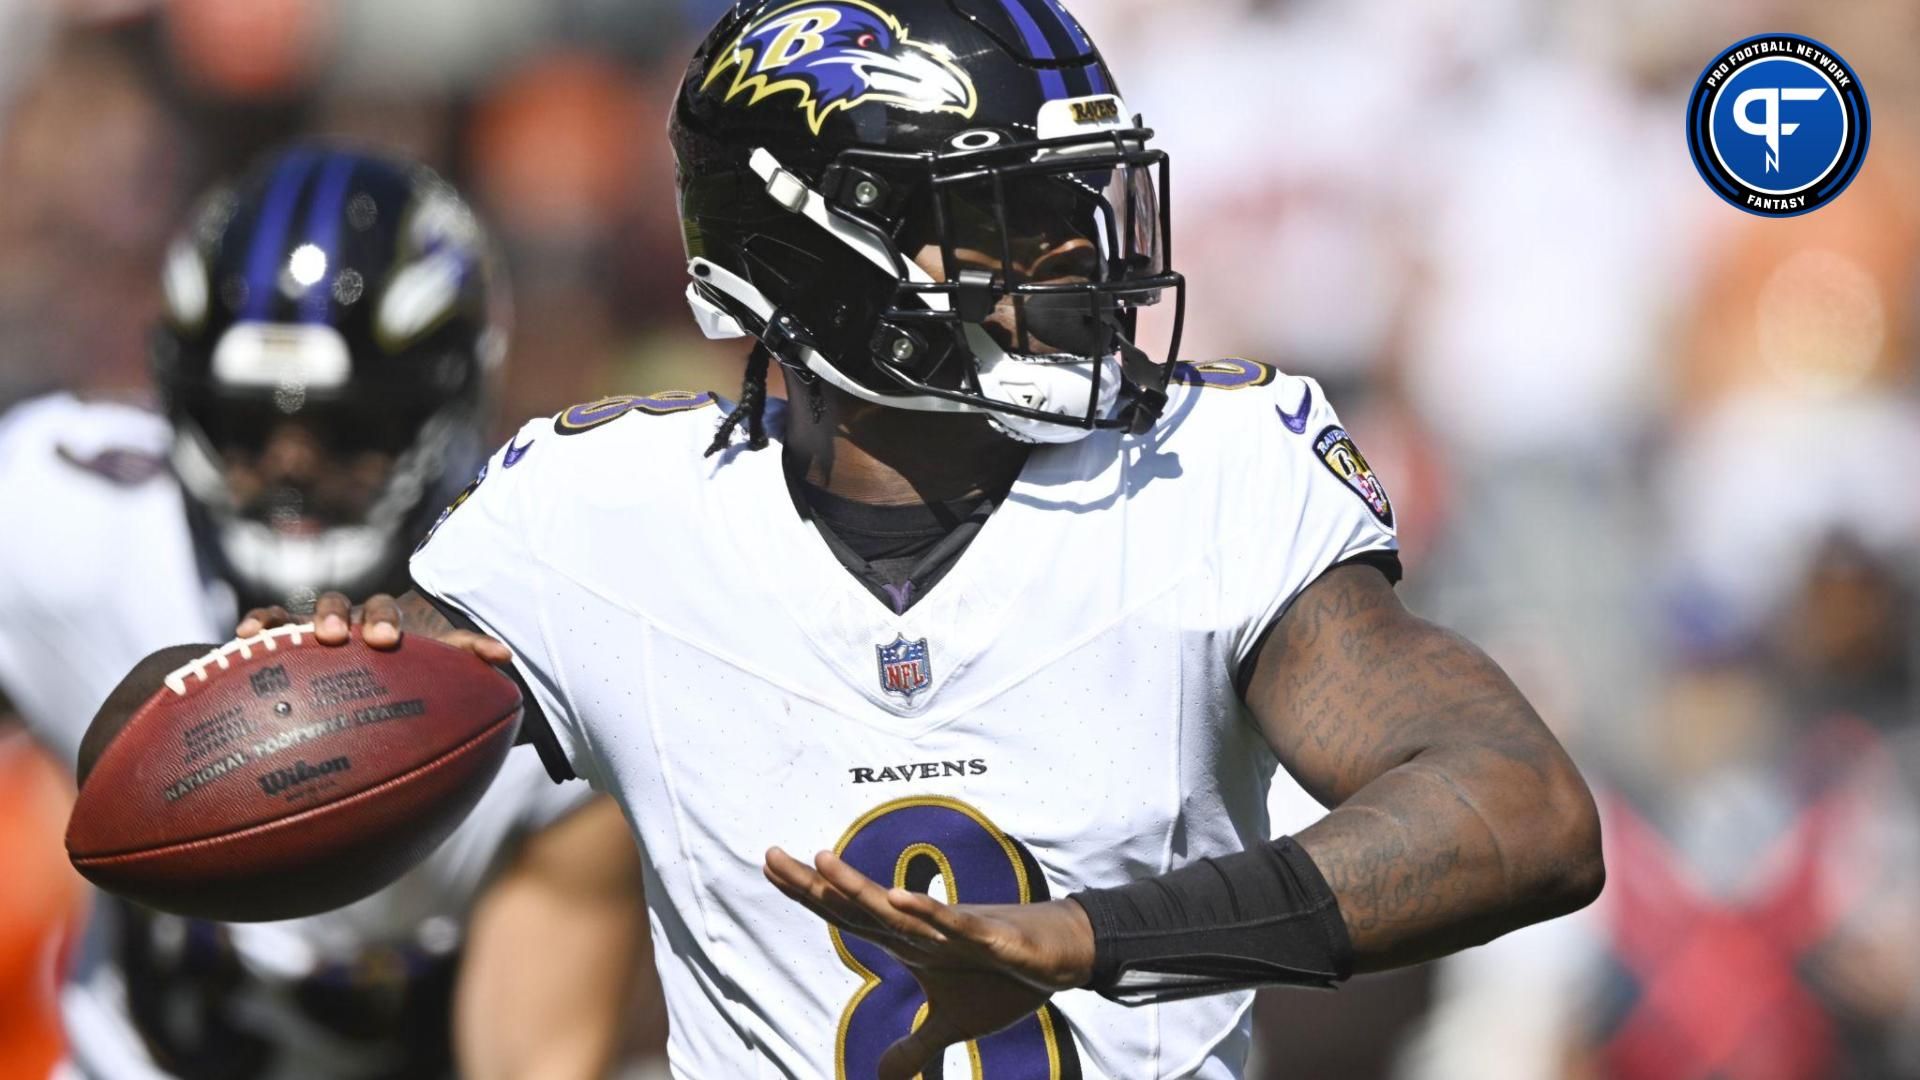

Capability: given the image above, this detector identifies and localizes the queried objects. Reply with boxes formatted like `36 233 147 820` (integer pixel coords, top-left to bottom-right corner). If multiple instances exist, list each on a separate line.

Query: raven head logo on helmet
673 0 1184 447
702 0 978 135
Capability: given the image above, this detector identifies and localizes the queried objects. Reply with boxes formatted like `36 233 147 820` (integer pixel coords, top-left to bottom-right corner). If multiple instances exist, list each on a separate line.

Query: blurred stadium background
3 0 1919 1077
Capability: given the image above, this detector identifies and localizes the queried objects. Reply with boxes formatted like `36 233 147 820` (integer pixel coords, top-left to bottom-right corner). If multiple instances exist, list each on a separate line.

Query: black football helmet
672 0 1183 443
152 144 503 611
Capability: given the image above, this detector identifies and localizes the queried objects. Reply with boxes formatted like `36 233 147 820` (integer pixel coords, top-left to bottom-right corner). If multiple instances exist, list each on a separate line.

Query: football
66 625 523 922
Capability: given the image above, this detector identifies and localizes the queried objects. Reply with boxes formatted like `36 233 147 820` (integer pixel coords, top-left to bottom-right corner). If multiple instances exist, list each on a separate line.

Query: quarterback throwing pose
15 147 641 1079
128 2 1602 1077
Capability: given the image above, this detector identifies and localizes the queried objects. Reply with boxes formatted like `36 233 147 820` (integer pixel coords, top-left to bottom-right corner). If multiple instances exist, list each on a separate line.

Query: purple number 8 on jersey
832 797 1079 1079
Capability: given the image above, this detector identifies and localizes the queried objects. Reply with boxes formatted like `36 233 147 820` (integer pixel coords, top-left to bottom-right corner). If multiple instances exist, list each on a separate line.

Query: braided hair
704 341 774 457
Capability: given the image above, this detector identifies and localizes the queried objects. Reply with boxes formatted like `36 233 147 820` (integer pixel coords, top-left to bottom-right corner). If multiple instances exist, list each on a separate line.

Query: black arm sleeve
1069 836 1352 1005
410 581 577 784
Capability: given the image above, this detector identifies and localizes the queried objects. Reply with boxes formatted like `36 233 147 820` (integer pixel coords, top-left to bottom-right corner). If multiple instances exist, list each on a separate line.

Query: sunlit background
3 0 1918 1077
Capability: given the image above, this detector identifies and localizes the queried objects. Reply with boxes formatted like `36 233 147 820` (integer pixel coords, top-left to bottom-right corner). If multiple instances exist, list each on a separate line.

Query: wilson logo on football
702 0 978 134
258 757 353 799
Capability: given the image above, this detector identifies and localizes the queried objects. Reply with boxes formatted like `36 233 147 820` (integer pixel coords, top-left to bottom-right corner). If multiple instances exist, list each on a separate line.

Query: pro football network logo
876 634 932 703
703 0 978 135
1686 34 1869 217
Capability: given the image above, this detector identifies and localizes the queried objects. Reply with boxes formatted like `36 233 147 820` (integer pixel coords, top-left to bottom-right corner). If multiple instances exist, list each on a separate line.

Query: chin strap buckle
761 307 818 365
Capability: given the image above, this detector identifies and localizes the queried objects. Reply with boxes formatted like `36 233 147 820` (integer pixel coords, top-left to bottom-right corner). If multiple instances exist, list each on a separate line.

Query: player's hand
765 847 1095 1080
236 591 510 665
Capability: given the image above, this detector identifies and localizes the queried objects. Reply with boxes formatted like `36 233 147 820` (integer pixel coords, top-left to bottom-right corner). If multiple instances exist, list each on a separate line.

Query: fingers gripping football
236 591 361 641
237 591 510 665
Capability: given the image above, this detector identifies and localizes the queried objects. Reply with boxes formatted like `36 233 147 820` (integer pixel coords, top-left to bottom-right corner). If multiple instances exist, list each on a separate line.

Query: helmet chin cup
969 327 1119 445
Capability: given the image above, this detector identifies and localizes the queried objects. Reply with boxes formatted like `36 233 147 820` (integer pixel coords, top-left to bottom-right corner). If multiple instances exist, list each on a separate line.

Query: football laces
163 623 317 696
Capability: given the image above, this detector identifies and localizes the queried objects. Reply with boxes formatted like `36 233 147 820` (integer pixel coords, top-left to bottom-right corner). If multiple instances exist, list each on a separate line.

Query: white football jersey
410 361 1399 1079
0 393 592 1080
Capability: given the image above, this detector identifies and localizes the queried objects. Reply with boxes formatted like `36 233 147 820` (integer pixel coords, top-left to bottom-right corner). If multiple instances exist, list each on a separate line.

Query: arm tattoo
397 590 459 638
1246 565 1601 970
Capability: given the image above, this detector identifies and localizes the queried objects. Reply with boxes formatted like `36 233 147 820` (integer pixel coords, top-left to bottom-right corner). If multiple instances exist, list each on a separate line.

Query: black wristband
1070 836 1353 1005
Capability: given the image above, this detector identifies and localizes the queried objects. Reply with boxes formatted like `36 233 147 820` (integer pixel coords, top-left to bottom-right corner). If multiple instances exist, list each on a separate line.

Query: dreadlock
705 340 774 457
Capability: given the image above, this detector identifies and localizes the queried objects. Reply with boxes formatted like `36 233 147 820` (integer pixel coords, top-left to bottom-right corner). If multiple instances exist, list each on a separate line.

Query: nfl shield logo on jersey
876 635 933 703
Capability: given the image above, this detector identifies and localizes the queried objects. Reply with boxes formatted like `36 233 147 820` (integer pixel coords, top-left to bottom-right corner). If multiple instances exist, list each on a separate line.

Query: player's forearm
1249 566 1605 971
458 798 646 1080
456 895 637 1080
1296 739 1603 971
462 1035 618 1080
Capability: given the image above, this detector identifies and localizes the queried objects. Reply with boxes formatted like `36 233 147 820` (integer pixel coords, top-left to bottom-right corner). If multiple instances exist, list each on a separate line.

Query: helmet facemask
163 345 478 612
683 115 1185 443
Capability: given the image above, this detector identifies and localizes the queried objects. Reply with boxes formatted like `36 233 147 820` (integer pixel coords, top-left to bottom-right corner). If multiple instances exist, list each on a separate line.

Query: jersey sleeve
1223 375 1402 668
409 417 591 785
0 394 201 768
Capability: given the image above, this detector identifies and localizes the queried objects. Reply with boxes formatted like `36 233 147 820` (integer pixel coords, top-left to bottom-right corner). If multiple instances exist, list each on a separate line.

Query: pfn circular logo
1687 34 1869 217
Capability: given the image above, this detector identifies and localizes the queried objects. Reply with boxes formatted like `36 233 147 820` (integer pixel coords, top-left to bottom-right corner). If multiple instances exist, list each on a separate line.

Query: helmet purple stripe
996 0 1071 99
298 153 359 324
241 149 318 321
1035 0 1113 94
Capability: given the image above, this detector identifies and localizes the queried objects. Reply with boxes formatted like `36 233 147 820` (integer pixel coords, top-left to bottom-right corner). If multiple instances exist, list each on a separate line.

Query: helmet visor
175 392 444 535
912 152 1166 363
928 154 1166 292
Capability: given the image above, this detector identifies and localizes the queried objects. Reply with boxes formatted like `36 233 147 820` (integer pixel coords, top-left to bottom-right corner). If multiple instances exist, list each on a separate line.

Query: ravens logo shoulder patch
1312 425 1393 530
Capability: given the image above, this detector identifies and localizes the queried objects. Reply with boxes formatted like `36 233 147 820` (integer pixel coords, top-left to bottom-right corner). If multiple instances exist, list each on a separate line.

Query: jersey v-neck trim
794 478 1004 615
718 416 1087 718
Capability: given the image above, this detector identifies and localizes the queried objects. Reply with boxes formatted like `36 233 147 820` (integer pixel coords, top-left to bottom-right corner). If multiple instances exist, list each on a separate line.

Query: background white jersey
411 362 1399 1079
0 393 593 1080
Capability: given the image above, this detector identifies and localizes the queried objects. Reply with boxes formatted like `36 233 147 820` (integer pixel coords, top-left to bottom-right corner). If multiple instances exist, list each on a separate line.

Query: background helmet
671 0 1183 443
152 144 503 611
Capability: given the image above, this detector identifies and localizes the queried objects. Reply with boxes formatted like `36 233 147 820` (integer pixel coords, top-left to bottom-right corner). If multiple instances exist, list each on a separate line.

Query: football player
130 2 1601 1077
0 145 643 1079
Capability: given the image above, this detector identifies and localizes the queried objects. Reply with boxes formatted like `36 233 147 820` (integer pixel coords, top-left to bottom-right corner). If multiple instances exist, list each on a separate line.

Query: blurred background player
0 144 645 1080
